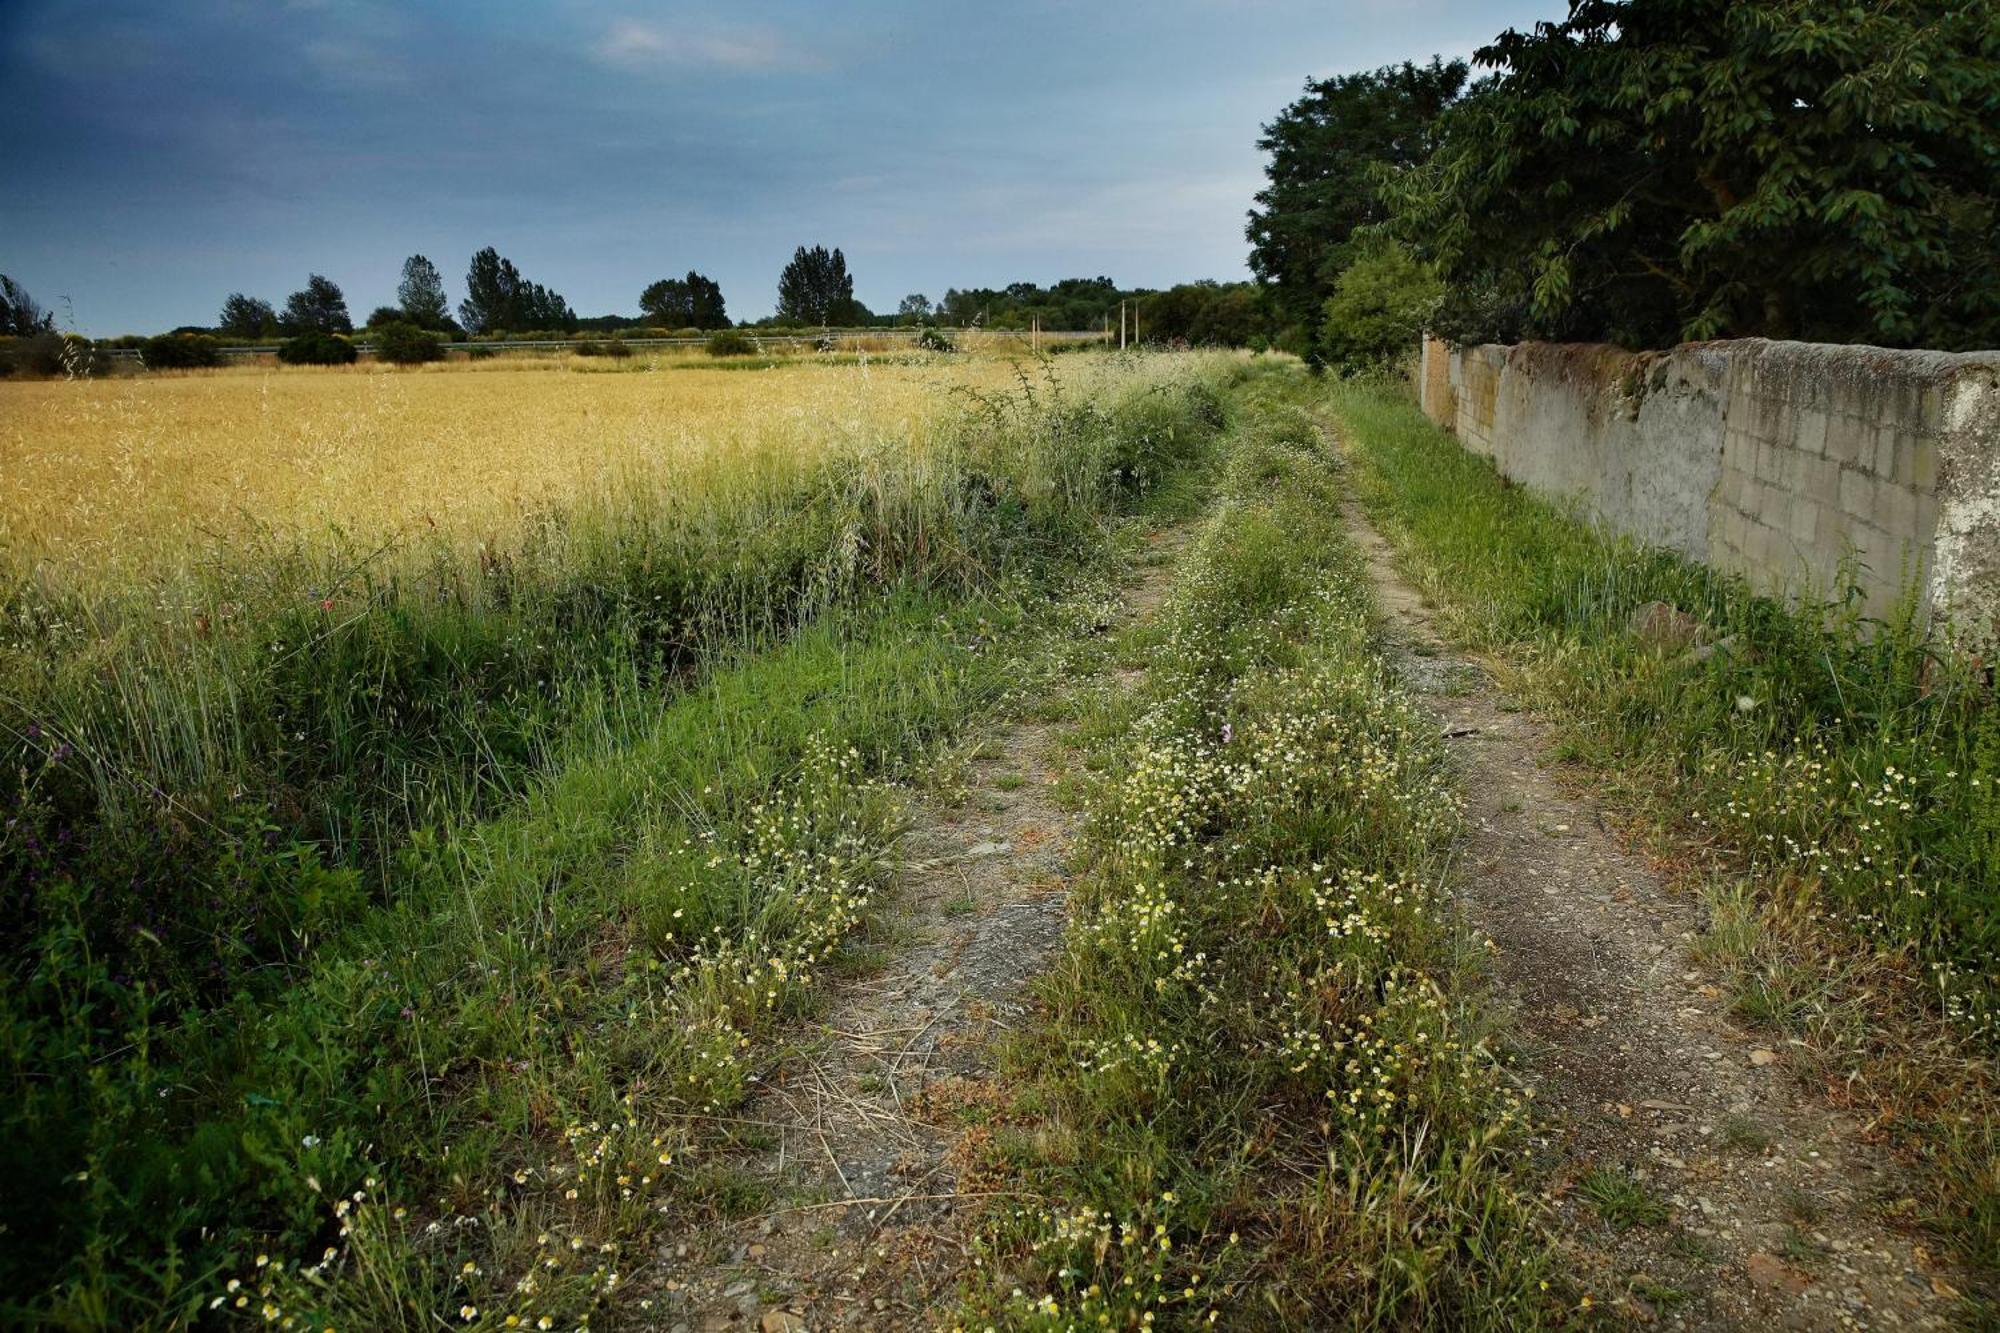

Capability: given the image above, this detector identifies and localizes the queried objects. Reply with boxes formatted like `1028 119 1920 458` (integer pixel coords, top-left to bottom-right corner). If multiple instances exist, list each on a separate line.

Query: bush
277 331 358 366
141 332 223 370
915 326 956 353
1319 241 1443 373
705 329 756 357
2 331 103 377
374 321 445 366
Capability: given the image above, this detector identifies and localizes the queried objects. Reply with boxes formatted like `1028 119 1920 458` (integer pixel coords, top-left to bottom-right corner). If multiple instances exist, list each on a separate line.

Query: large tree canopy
459 247 575 334
1394 0 2000 349
775 245 857 326
217 293 278 339
282 274 352 334
1 275 55 336
397 255 452 330
639 271 728 329
1246 59 1467 341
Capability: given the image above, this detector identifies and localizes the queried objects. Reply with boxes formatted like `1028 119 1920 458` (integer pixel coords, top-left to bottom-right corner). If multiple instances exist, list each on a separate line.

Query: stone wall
1417 335 2000 640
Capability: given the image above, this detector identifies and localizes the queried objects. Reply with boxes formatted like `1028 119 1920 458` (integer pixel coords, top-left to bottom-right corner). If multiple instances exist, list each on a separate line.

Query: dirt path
1334 482 1964 1329
649 532 1184 1333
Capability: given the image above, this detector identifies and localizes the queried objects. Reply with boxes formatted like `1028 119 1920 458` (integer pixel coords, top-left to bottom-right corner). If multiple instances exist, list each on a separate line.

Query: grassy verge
2 357 1251 1328
954 380 1568 1328
1326 380 2000 1282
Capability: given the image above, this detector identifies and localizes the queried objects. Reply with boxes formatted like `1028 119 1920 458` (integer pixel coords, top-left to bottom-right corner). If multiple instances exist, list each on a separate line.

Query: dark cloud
0 0 1559 333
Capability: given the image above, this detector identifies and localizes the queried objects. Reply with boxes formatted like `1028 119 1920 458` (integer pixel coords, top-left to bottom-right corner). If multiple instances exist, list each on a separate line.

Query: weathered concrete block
1825 414 1872 468
1420 335 2000 641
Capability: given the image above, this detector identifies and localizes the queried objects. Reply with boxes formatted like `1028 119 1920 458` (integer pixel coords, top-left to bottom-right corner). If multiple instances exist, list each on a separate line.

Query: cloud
303 37 415 90
592 19 799 73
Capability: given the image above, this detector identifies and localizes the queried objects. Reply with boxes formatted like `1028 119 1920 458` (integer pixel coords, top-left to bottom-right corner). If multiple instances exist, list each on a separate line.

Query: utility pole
1119 300 1127 350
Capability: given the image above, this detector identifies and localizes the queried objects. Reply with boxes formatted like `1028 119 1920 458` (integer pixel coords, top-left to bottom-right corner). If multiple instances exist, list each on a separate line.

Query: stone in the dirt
1746 1251 1812 1295
760 1312 806 1332
1627 600 1707 653
965 840 1010 858
1748 1048 1779 1067
1682 633 1744 668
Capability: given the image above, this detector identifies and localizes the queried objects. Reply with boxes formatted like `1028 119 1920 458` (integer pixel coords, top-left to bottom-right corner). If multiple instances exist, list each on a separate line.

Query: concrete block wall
1417 335 2000 641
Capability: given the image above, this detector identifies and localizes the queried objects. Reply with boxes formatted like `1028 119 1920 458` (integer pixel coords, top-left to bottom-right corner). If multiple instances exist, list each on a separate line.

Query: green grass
0 358 1255 1329
955 377 1567 1328
1578 1166 1669 1232
1327 379 2000 1286
1327 380 2000 1028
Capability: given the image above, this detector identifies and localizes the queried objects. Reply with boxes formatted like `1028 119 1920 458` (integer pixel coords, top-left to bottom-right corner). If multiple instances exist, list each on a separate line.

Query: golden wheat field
0 354 1033 583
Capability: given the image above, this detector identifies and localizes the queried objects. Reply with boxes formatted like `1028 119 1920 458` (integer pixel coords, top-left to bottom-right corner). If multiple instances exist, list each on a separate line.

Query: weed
1579 1166 1670 1231
955 381 1567 1327
1719 1113 1775 1154
0 353 1253 1327
1330 381 2000 1274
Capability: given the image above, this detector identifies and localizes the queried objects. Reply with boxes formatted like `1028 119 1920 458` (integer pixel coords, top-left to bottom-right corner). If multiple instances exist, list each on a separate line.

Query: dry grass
0 354 1033 583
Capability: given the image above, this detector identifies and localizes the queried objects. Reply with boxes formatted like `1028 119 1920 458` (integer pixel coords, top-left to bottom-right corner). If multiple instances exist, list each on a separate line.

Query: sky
0 1 1563 335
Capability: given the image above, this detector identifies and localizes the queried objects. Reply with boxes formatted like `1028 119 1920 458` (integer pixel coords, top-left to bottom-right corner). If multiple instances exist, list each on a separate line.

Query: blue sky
0 1 1561 334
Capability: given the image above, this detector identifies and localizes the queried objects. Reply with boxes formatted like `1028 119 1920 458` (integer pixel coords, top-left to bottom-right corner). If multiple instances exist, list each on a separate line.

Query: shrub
573 338 605 357
374 321 445 366
3 331 103 377
277 331 358 366
1319 241 1443 373
705 329 756 357
915 326 956 353
602 337 632 358
141 332 223 370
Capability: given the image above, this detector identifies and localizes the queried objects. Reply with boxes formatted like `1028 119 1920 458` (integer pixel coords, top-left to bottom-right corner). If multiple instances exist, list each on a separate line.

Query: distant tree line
1251 0 1999 364
6 237 1288 378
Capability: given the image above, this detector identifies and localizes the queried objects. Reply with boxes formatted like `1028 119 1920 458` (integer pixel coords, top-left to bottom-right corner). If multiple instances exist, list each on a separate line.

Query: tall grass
1327 379 2000 1273
957 381 1563 1327
0 352 1242 1328
1327 381 2000 1032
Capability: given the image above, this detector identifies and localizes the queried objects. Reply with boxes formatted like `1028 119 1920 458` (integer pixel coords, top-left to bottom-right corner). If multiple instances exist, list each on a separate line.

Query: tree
688 272 726 329
460 247 574 334
775 245 855 326
897 294 932 324
397 255 451 329
1247 59 1467 339
282 274 352 334
640 277 692 326
1 275 55 336
1393 0 2000 350
218 293 278 339
1138 281 1269 346
638 271 725 329
1318 242 1443 370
